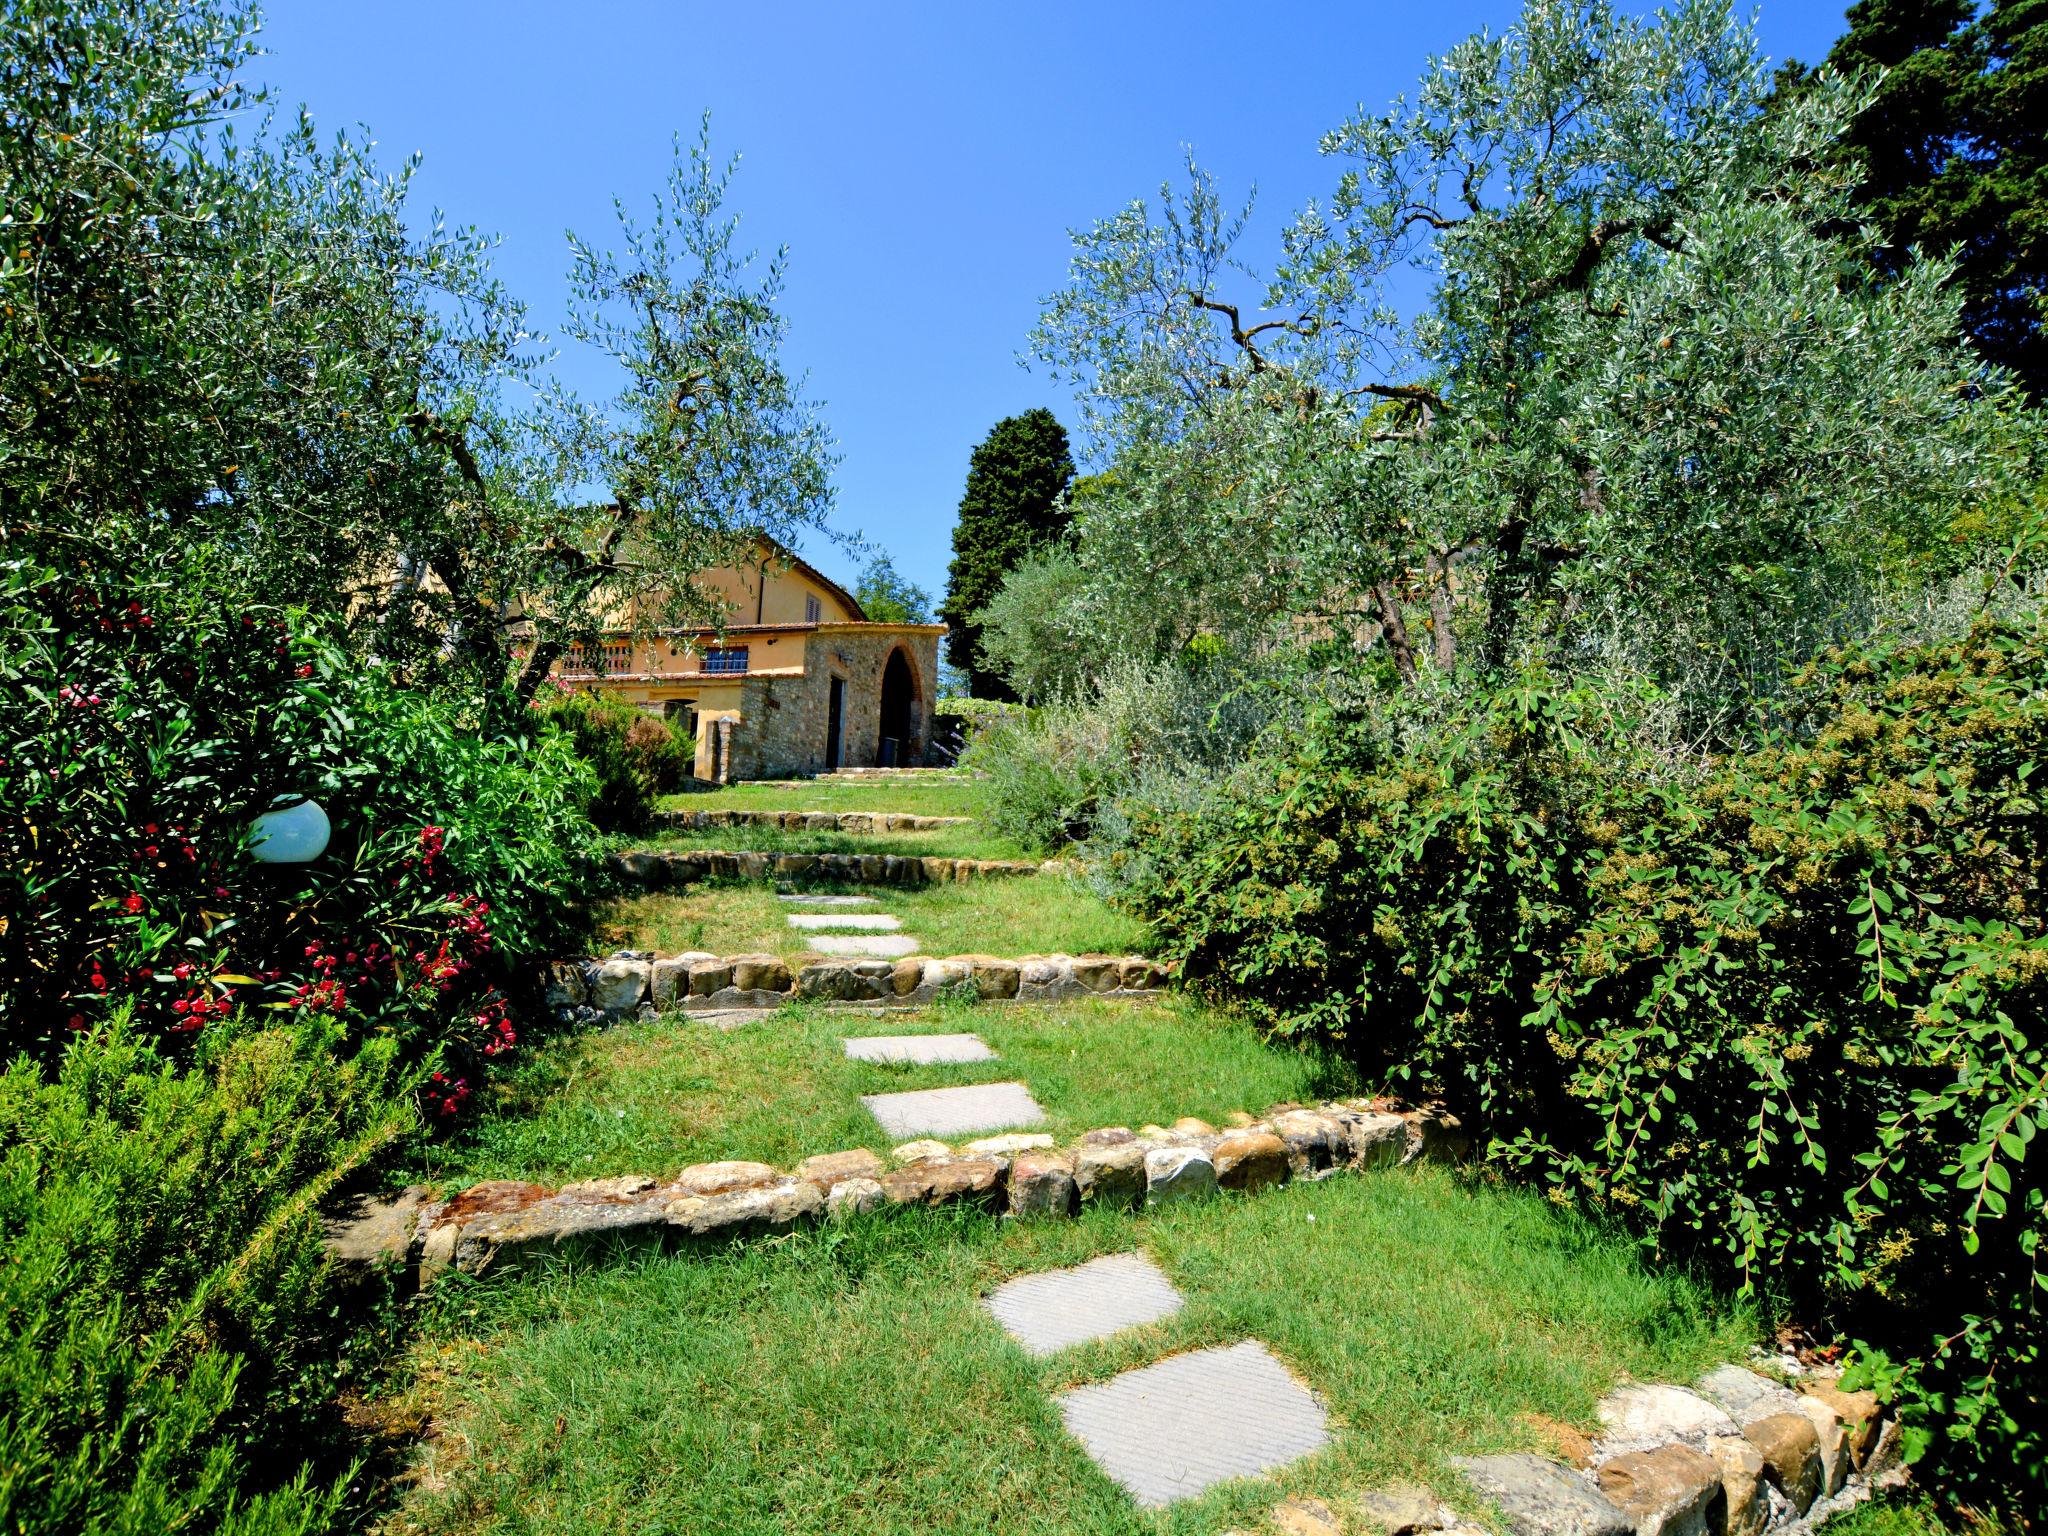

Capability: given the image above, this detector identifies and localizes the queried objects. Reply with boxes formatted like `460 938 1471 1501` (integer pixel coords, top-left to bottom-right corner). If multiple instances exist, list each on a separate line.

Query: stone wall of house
740 628 941 779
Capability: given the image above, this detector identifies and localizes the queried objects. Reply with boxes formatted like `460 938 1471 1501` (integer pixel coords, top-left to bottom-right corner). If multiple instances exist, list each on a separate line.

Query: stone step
986 1251 1184 1357
1057 1341 1330 1509
612 849 1048 888
778 894 883 907
861 1081 1048 1139
809 934 921 958
657 809 974 834
551 951 1172 1017
785 912 904 931
842 1033 996 1065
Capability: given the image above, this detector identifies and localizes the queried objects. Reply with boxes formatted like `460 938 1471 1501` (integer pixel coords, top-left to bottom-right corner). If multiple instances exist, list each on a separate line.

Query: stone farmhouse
548 537 944 783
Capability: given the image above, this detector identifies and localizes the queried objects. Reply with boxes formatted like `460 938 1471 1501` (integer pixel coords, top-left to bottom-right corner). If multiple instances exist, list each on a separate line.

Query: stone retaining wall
327 1095 1468 1286
610 848 1048 888
325 1098 1912 1532
654 809 972 833
548 950 1172 1017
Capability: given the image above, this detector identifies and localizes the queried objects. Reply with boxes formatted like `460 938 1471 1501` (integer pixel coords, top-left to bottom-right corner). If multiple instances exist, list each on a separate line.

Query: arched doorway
877 648 916 766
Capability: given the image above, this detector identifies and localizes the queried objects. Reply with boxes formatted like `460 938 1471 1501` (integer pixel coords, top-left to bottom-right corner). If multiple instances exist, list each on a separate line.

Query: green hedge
1116 620 2045 1502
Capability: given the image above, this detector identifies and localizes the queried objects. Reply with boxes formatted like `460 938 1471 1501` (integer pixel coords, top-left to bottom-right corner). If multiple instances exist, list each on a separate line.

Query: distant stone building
548 538 944 782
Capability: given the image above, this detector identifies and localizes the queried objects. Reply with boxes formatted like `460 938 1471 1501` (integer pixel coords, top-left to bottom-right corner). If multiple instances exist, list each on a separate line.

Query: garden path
781 891 923 958
983 1249 1329 1507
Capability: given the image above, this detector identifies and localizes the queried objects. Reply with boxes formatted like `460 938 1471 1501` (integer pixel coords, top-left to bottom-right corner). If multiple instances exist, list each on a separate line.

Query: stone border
326 1096 1470 1285
655 809 973 833
549 950 1173 1017
610 849 1049 887
325 1103 1913 1534
1262 1365 1906 1536
1434 1367 1908 1536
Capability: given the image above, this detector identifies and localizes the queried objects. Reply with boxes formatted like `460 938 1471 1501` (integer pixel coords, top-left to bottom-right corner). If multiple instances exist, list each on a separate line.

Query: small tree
939 409 1075 698
508 121 838 702
853 553 933 624
0 0 536 681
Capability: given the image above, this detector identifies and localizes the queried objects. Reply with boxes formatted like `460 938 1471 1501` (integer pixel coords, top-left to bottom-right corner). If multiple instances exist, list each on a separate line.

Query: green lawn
636 820 1033 862
379 1170 1760 1536
594 874 1154 960
658 774 989 820
405 996 1348 1190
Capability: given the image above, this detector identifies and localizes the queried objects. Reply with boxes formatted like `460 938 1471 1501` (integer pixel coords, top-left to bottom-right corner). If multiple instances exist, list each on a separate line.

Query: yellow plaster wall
674 547 859 628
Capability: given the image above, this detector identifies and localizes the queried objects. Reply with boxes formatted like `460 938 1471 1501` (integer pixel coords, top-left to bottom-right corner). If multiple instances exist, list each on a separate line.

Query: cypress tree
1788 0 2047 395
939 409 1076 698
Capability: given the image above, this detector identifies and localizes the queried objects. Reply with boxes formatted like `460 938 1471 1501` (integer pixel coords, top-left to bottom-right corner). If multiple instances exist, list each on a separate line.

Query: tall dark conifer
1790 0 2047 394
939 409 1075 698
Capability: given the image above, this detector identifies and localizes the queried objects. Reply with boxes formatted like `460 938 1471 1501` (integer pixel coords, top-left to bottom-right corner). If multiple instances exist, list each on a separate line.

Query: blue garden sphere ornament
249 795 331 864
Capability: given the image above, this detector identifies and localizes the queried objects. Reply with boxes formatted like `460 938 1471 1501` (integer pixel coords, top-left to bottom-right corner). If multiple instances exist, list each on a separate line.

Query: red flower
120 893 144 914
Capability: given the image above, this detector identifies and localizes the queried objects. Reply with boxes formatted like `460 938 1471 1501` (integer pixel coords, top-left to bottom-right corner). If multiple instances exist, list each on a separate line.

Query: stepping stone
809 934 920 957
862 1081 1047 1139
843 1033 996 1065
787 913 903 931
778 894 880 908
1057 1340 1329 1508
986 1252 1184 1356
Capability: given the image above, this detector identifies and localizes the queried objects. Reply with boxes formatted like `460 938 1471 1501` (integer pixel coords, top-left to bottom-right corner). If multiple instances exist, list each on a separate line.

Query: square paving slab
843 1033 996 1065
778 894 880 907
1056 1340 1330 1509
787 912 903 931
809 934 920 957
986 1252 1185 1356
862 1081 1047 1139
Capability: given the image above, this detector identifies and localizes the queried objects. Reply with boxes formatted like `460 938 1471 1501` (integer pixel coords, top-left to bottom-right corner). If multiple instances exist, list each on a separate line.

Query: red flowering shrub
0 555 599 1108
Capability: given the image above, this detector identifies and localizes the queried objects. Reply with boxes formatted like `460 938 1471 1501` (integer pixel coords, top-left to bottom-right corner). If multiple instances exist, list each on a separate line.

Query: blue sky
254 0 1853 603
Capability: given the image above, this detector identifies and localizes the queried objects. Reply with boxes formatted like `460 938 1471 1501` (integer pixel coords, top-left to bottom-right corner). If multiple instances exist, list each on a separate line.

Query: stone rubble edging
1435 1365 1908 1536
611 849 1053 887
325 1102 1914 1536
325 1097 1473 1288
548 950 1172 1018
1262 1364 1907 1536
655 809 974 833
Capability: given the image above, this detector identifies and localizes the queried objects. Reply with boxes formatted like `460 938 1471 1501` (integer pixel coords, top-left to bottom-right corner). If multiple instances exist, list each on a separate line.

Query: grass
378 1169 1760 1536
404 995 1348 1190
1818 1507 1974 1536
635 820 1034 862
593 874 1155 960
657 774 989 821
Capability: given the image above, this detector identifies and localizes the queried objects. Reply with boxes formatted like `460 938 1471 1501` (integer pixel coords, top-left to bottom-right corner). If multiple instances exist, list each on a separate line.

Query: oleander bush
0 553 600 1107
0 1017 406 1534
1115 617 2046 1501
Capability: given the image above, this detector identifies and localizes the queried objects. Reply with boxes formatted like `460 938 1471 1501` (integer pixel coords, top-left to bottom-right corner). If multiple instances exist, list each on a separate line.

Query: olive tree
506 122 837 701
3 3 834 702
1032 0 2035 714
1 0 535 656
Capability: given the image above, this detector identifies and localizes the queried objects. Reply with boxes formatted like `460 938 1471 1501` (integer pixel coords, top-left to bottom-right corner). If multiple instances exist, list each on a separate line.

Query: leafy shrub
1118 621 2046 1503
0 1018 406 1534
0 554 599 1108
967 657 1277 853
537 689 692 833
